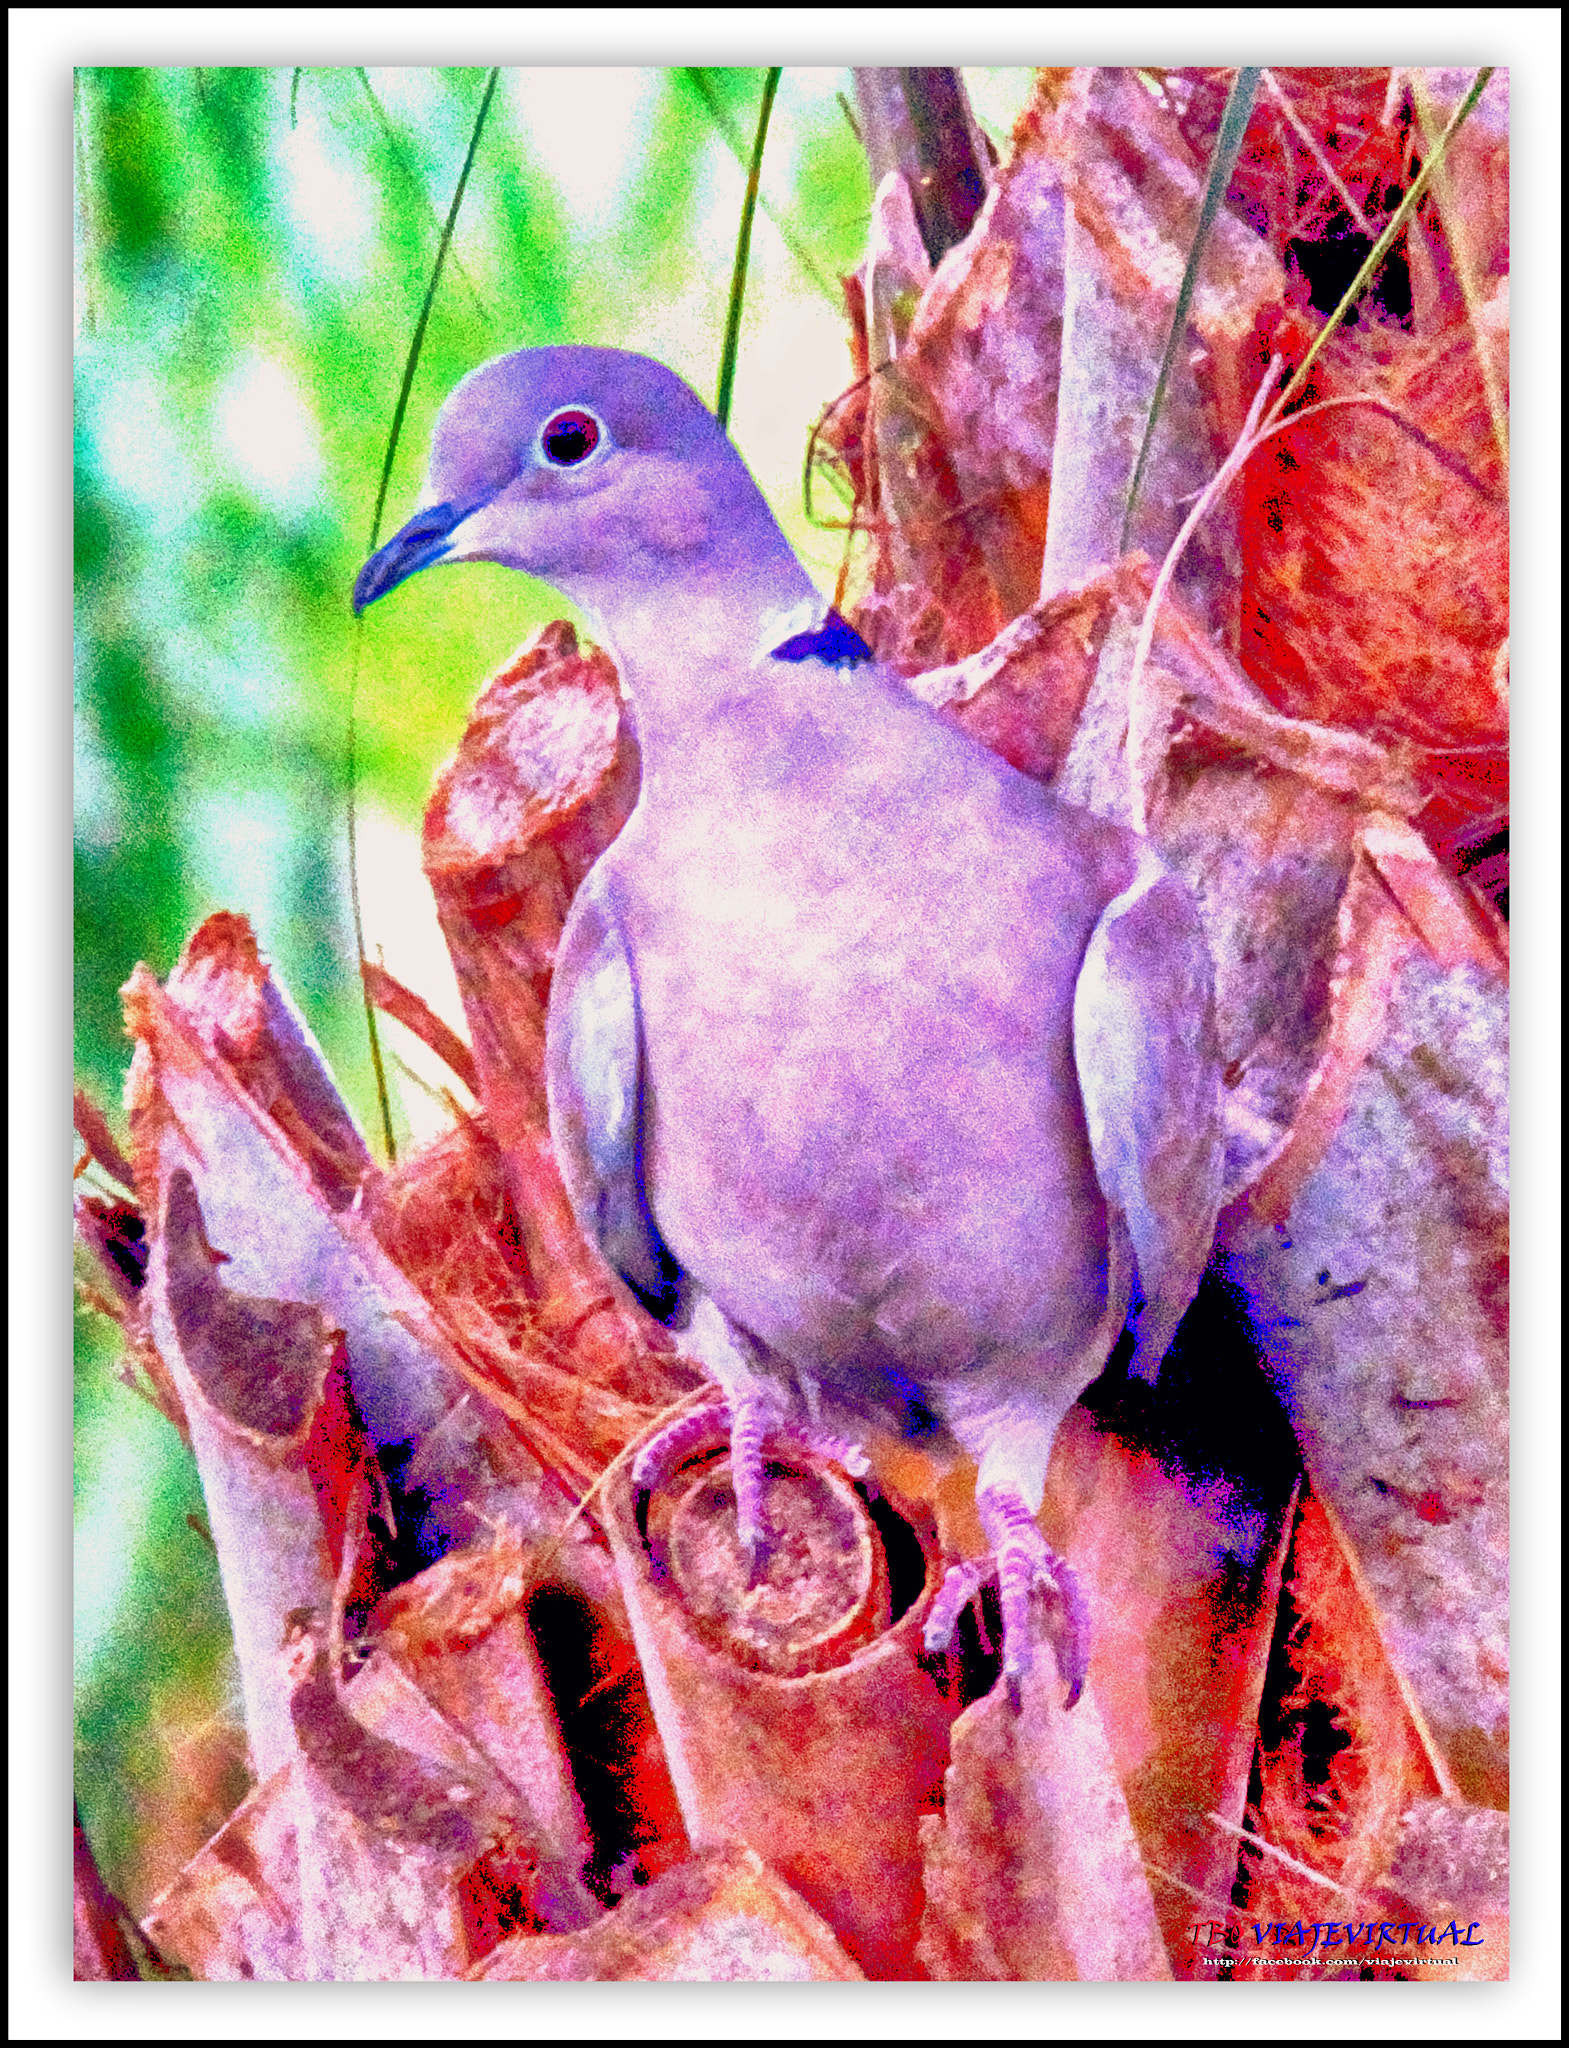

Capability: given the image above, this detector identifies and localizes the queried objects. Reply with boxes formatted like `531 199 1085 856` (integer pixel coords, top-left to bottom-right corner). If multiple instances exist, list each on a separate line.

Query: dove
354 346 1225 1707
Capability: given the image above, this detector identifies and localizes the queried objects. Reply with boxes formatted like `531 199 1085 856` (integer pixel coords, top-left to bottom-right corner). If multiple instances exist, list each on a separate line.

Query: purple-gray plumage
356 347 1225 1709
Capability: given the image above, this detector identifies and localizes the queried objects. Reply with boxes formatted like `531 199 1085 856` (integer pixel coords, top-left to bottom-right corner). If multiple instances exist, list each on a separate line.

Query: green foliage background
73 63 1033 1909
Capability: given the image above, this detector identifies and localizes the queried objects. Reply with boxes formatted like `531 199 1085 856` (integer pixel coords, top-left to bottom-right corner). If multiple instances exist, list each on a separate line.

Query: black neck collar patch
769 609 874 668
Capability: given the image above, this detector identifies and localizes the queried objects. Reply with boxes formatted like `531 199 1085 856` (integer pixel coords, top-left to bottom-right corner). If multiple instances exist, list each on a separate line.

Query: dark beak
352 501 469 615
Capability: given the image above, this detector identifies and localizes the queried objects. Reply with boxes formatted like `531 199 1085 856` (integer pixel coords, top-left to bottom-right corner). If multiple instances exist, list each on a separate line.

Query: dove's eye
538 408 603 467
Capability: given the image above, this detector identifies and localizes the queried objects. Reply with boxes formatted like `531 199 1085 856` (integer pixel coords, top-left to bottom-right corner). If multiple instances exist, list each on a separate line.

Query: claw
630 1385 871 1593
924 1557 990 1657
631 1395 732 1499
924 1485 1090 1710
1053 1553 1092 1710
726 1383 774 1575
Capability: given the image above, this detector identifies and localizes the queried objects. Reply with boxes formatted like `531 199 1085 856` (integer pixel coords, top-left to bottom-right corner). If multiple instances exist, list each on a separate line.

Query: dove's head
352 347 802 630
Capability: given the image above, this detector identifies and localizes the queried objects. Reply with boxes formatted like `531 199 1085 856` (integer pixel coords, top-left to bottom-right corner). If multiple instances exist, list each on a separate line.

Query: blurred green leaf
71 58 900 1910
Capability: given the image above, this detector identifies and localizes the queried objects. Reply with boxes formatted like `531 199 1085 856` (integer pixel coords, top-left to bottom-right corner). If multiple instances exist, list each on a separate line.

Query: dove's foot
923 1482 1090 1710
631 1388 869 1582
630 1395 732 1503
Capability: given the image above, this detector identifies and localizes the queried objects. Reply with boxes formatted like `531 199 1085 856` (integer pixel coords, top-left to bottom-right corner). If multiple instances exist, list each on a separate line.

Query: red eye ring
539 408 603 467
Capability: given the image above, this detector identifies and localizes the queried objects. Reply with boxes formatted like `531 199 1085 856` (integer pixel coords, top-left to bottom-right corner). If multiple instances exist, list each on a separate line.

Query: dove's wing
1072 842 1225 1383
545 860 689 1328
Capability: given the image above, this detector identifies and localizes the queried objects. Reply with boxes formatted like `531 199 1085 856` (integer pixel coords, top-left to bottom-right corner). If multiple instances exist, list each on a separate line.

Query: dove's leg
630 1393 732 1499
924 1490 1091 1710
628 1384 779 1575
631 1296 868 1579
924 1382 1094 1709
983 1483 1091 1709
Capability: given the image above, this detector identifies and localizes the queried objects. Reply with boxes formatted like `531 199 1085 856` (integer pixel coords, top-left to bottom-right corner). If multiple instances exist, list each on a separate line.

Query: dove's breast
605 668 1140 1382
